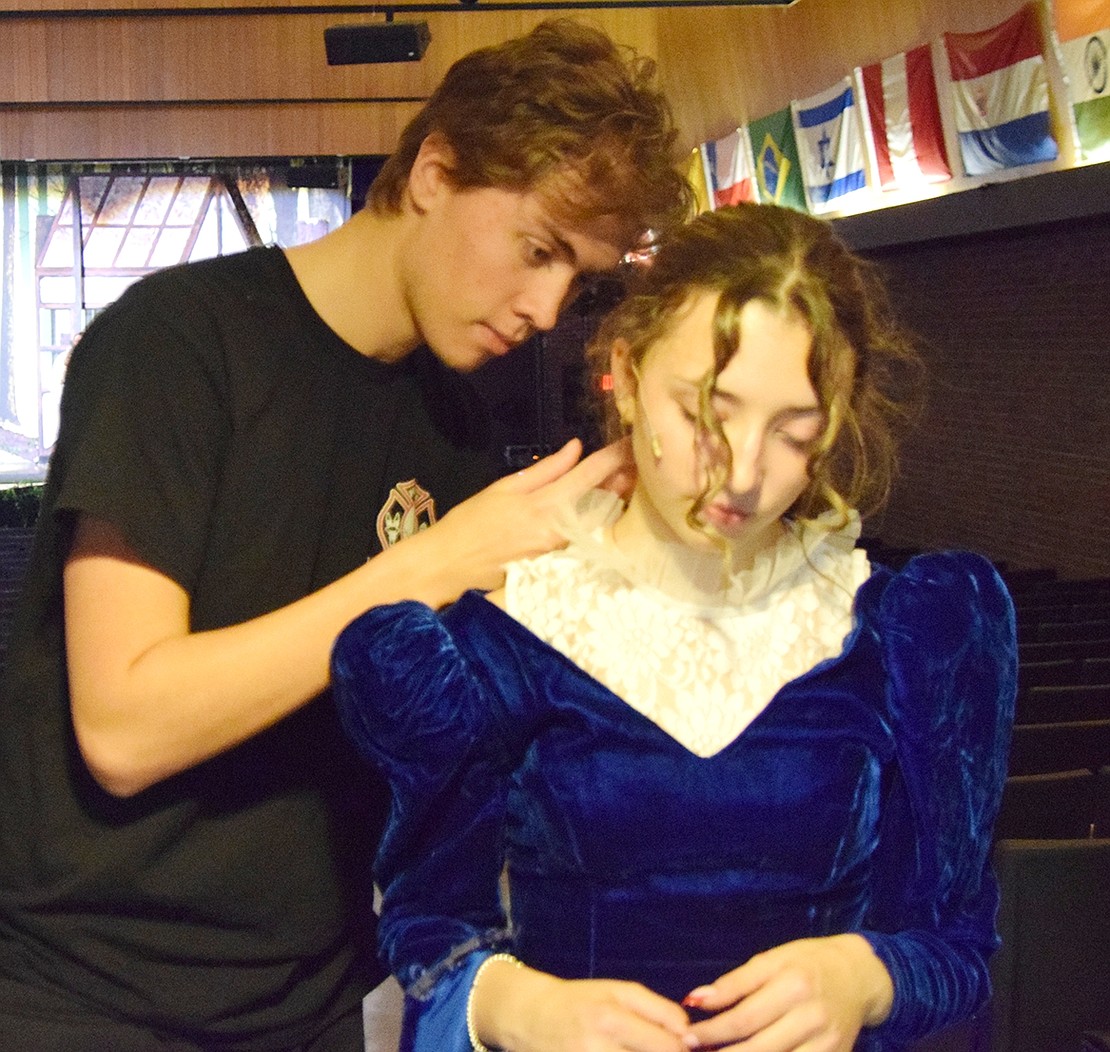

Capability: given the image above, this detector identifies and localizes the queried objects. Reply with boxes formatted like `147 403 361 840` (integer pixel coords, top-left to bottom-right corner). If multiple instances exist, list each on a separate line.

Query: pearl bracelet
466 952 523 1052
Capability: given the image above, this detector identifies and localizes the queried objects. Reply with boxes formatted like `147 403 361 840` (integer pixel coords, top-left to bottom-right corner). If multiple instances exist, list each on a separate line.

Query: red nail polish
682 993 704 1009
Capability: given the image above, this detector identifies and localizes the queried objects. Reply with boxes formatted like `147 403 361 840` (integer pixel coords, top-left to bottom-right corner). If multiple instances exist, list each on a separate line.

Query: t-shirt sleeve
49 269 231 591
331 601 516 1016
859 551 1018 1045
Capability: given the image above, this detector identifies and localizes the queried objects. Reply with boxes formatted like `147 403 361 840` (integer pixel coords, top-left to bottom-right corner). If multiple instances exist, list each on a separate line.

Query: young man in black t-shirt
0 20 690 1052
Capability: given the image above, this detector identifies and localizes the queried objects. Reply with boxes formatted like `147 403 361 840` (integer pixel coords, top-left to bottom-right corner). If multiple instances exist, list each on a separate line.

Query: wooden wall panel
0 0 1065 162
657 0 1040 148
3 14 422 102
0 100 424 159
0 7 658 158
0 10 660 103
4 0 683 9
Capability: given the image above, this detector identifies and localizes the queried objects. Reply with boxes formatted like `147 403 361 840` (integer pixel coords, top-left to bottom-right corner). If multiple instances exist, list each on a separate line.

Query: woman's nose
722 424 765 495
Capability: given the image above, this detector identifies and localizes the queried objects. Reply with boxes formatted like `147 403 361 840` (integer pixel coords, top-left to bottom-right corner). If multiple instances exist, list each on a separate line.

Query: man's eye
526 241 554 265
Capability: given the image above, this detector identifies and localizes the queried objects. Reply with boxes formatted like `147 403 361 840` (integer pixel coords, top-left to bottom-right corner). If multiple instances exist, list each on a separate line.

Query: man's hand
407 437 634 604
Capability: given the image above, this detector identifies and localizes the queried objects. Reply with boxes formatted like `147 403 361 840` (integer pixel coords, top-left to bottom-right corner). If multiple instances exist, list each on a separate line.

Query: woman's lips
700 502 752 536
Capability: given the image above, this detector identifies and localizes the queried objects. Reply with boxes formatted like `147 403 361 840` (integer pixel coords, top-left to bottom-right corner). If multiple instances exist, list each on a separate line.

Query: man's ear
406 133 457 214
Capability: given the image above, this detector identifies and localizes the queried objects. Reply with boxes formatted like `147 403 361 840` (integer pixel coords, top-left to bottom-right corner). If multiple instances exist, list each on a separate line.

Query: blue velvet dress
332 551 1017 1051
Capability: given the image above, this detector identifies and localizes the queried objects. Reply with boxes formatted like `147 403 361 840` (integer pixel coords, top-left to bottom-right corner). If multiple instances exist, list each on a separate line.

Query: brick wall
862 212 1110 579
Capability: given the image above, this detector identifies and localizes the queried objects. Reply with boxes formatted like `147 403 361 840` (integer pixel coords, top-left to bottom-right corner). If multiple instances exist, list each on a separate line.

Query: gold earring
616 395 634 427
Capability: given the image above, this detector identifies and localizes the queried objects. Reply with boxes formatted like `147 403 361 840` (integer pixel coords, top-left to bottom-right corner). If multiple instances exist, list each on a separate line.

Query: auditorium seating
1015 683 1110 725
1008 571 1110 768
0 536 1103 1050
995 769 1108 841
988 837 1110 1052
988 569 1110 1052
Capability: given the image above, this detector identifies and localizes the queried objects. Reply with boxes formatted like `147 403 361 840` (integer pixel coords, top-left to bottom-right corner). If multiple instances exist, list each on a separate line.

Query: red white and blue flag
860 44 951 191
944 4 1059 176
699 127 758 208
791 77 870 213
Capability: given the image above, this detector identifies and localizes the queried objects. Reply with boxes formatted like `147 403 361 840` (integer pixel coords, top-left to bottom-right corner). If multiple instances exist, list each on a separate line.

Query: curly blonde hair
368 19 692 247
589 203 923 526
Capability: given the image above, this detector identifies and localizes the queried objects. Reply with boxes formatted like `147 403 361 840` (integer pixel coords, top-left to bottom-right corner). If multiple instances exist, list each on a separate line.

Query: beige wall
0 0 1039 161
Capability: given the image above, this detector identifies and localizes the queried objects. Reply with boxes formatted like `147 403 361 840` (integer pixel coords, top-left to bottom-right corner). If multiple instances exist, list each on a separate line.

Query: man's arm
66 438 632 798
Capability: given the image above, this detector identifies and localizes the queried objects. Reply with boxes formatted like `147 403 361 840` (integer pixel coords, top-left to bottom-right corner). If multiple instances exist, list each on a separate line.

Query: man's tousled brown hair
368 19 692 244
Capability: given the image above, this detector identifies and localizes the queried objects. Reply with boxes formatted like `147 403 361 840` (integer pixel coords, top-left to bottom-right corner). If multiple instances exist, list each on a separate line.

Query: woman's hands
471 957 691 1052
467 933 892 1052
683 934 894 1052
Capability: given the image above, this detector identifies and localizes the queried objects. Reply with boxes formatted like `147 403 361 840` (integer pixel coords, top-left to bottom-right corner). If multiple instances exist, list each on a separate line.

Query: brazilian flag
747 107 808 213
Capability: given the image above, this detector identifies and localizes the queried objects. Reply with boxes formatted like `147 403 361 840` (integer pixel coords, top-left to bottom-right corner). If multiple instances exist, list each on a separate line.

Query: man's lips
482 323 532 356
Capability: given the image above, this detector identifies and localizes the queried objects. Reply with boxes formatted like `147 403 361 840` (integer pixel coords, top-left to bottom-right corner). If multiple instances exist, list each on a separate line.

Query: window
0 158 368 482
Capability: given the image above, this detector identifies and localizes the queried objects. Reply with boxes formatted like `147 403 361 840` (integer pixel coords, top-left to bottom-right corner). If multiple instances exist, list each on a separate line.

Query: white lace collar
505 494 871 757
553 489 865 613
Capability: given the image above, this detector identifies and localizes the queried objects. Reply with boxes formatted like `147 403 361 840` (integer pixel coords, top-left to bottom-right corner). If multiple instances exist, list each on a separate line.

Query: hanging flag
747 107 807 212
943 4 1059 176
1054 0 1110 160
1060 28 1110 158
860 43 951 191
683 146 713 215
700 127 758 208
791 77 871 213
1054 0 1110 43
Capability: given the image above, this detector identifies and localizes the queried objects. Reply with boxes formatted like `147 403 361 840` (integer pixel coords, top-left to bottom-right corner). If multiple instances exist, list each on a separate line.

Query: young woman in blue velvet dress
331 203 1018 1052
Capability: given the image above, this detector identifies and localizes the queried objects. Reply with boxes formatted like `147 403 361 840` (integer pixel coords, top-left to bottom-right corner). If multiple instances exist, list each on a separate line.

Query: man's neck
284 207 419 363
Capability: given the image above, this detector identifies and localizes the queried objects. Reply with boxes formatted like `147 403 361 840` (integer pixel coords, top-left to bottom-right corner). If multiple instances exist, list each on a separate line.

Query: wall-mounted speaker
324 22 431 65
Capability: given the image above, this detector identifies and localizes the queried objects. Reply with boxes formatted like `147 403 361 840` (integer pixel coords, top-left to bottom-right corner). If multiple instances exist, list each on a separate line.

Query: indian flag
1055 0 1110 160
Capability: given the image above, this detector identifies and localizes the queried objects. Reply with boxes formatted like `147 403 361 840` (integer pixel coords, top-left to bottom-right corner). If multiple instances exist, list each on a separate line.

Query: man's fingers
501 439 584 492
556 437 634 495
498 437 633 503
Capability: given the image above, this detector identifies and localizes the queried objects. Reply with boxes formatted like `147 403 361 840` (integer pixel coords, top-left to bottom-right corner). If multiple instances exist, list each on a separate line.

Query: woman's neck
611 489 785 572
607 489 788 602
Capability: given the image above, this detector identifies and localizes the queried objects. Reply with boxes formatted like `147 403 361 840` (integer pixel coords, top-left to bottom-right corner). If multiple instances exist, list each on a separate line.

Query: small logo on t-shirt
376 479 437 548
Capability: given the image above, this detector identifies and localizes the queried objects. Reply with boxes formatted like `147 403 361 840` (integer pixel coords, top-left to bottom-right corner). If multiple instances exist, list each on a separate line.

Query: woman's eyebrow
671 378 821 417
774 405 824 419
709 388 823 417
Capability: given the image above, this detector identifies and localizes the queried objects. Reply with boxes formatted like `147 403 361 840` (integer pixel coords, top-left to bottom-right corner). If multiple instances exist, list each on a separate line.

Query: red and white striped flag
860 44 951 191
699 127 758 208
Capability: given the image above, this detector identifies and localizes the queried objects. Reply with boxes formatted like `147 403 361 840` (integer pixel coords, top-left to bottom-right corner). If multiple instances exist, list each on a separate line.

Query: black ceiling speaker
325 22 431 65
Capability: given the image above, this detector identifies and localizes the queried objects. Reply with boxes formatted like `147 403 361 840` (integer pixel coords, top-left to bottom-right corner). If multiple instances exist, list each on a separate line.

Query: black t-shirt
0 247 497 1047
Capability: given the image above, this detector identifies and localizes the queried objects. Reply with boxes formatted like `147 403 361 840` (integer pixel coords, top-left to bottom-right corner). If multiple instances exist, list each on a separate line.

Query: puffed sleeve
858 552 1017 1047
331 599 519 1052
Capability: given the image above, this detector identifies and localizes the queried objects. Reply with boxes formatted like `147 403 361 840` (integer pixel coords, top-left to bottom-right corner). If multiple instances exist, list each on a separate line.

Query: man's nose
514 267 577 333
